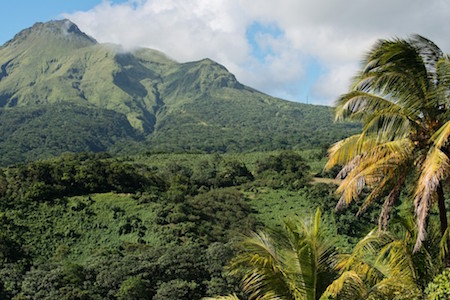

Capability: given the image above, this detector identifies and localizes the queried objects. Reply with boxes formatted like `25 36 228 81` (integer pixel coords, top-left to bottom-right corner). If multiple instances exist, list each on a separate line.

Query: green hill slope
0 19 359 165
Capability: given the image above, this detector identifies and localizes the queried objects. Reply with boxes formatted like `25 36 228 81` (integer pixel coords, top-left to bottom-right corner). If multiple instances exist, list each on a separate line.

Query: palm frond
359 37 430 105
325 135 364 169
436 56 450 102
320 271 366 300
229 209 337 300
335 90 400 122
439 227 450 262
335 145 408 209
377 240 416 282
414 147 450 251
377 174 406 230
431 120 450 150
409 34 444 81
361 110 412 141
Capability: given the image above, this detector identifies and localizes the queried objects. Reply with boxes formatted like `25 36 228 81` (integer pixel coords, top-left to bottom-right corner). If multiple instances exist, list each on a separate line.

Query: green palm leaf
228 208 337 300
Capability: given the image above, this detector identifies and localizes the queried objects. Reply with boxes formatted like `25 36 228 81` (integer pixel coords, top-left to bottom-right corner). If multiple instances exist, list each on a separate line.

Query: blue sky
0 1 104 44
1 0 449 106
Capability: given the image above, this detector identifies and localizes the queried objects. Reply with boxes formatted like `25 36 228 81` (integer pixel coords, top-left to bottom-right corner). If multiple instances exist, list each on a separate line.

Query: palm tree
221 208 337 300
323 217 444 299
325 35 450 254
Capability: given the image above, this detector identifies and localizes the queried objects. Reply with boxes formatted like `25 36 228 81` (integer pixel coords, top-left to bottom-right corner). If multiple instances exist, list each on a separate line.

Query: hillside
0 20 359 165
0 151 378 299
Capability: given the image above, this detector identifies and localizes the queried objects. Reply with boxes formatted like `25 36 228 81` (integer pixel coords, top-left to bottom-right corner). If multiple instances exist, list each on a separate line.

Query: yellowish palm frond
325 134 365 169
331 223 436 299
335 148 406 209
431 120 450 149
328 135 411 173
377 240 416 282
414 147 450 251
230 231 282 274
371 276 420 299
335 231 389 285
336 255 382 286
374 138 413 159
440 227 450 261
229 209 336 300
324 231 413 299
320 270 366 300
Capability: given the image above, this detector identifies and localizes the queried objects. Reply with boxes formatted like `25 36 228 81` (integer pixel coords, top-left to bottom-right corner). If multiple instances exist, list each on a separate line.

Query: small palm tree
326 35 449 254
323 217 444 299
219 208 337 300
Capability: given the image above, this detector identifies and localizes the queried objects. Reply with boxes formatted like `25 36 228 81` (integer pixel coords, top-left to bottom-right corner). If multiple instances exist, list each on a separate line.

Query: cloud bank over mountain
65 0 450 105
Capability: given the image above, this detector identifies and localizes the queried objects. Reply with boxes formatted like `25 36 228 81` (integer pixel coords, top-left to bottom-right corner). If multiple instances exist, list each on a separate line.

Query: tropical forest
0 19 448 300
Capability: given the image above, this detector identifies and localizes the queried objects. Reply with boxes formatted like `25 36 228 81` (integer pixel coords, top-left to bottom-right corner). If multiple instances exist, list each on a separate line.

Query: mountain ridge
0 19 359 165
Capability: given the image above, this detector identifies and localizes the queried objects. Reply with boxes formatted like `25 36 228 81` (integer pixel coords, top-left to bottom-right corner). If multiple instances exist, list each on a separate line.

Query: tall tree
326 35 449 254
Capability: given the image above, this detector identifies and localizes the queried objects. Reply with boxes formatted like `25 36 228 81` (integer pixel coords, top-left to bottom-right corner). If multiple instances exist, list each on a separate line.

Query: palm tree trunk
437 183 449 266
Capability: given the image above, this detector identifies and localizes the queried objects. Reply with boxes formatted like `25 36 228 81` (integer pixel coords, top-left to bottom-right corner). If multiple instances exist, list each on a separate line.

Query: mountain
0 19 359 165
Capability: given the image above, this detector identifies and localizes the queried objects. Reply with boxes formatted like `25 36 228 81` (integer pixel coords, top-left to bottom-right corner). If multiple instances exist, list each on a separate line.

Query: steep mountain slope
0 19 359 165
0 20 174 133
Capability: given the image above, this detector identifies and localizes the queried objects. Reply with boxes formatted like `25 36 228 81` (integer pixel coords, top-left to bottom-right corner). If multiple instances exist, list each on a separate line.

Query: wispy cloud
65 0 450 105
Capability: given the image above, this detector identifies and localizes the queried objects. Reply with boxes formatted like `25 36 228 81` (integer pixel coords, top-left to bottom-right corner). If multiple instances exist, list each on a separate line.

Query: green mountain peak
3 19 97 51
0 20 359 165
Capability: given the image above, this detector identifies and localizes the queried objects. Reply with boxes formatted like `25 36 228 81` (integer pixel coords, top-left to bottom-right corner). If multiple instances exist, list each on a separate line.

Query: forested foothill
0 150 381 299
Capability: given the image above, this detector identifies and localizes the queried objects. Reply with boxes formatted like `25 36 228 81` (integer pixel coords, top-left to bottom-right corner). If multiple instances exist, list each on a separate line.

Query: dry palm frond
414 147 449 251
335 155 361 180
335 146 407 209
377 175 405 230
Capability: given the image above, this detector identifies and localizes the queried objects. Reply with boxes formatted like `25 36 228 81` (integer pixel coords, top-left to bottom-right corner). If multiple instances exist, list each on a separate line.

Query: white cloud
64 0 450 106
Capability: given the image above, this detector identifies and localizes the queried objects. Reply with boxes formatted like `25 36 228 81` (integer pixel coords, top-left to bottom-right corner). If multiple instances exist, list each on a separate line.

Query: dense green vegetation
0 151 381 299
0 104 143 166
